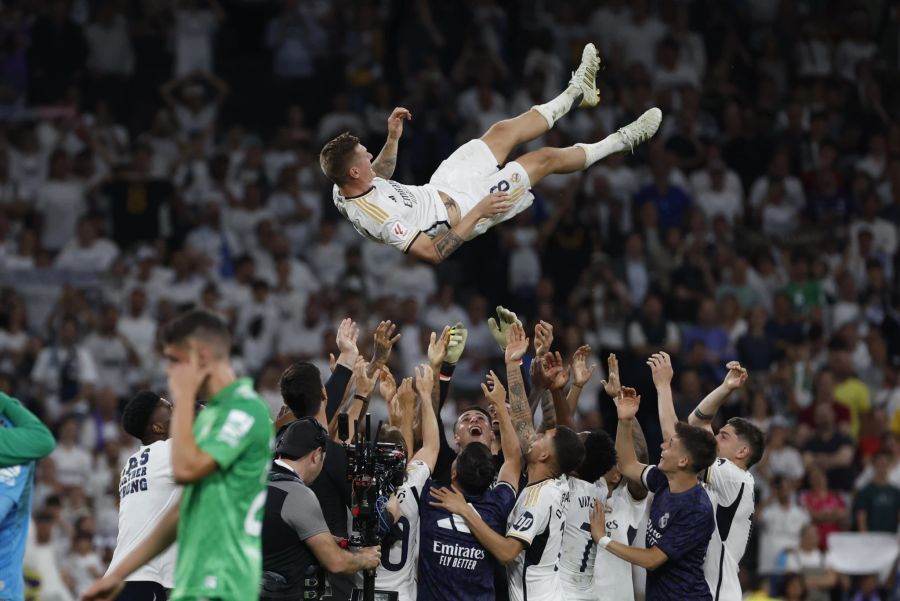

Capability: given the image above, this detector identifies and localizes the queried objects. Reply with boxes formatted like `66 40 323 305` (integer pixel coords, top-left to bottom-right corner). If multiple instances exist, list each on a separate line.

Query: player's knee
484 119 513 140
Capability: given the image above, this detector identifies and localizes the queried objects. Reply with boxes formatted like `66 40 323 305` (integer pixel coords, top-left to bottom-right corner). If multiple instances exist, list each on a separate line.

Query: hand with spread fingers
572 345 596 387
534 320 554 357
504 322 530 363
429 485 470 516
617 386 641 421
371 320 401 372
543 351 570 391
647 352 674 389
723 361 749 391
445 322 468 365
427 326 451 370
379 365 397 403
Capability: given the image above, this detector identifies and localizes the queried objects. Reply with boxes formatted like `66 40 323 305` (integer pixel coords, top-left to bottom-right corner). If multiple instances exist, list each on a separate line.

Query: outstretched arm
505 323 535 453
615 387 648 484
372 108 410 179
483 371 521 490
688 361 748 432
567 345 596 413
408 192 512 264
648 352 677 441
590 499 667 569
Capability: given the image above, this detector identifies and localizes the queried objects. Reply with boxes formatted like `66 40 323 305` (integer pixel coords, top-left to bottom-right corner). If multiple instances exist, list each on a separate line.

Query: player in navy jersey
591 387 718 601
417 370 521 601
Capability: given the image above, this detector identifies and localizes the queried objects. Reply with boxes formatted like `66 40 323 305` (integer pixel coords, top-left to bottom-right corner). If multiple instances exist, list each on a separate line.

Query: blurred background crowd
3 0 900 599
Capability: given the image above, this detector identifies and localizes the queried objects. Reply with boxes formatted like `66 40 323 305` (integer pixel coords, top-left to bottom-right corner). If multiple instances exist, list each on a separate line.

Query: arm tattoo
507 364 536 454
540 390 557 430
434 231 464 261
372 157 397 179
693 407 713 421
443 197 461 224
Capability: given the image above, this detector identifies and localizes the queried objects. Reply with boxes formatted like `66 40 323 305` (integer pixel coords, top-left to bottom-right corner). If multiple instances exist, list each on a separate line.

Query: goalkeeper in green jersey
81 309 273 601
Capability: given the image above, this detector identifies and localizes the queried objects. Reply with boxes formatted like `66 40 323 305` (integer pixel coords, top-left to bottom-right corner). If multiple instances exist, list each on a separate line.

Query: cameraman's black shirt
309 439 351 537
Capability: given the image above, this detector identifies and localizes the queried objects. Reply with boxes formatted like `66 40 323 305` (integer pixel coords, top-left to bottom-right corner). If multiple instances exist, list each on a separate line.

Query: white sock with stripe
531 85 581 129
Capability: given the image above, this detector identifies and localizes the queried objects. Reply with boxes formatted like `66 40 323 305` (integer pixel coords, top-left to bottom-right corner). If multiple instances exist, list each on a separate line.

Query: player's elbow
172 462 204 484
643 549 668 570
34 430 57 458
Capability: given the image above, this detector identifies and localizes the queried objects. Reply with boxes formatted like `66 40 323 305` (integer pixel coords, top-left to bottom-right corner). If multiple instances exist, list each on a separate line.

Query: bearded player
321 43 662 263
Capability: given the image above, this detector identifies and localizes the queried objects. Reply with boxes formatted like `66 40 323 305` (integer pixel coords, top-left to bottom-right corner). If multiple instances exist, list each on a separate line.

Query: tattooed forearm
372 137 399 178
443 196 461 225
507 361 535 453
540 390 557 431
434 232 464 261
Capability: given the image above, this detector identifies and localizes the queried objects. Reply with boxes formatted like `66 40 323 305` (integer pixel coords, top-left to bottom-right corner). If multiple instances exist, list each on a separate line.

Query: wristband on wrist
597 535 612 549
573 383 584 389
354 394 369 403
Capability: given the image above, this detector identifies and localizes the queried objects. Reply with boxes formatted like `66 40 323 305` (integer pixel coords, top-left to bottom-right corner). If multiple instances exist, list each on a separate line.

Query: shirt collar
207 377 253 406
274 458 304 484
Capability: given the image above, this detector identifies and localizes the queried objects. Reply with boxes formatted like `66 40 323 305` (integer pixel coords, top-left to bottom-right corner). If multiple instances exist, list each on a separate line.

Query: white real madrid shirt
702 458 756 601
593 478 650 601
333 179 450 252
106 439 181 588
506 478 568 601
375 459 431 601
559 476 605 598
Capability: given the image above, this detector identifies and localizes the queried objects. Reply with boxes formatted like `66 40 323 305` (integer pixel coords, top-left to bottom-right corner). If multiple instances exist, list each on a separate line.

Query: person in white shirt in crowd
25 510 76 601
53 216 120 273
172 0 224 76
237 280 280 374
756 476 810 577
67 531 105 598
422 285 467 335
82 305 138 399
161 71 228 142
35 150 87 253
117 288 158 377
185 203 241 278
695 162 743 226
50 415 93 489
106 390 179 601
783 524 838 601
849 194 897 257
31 316 98 420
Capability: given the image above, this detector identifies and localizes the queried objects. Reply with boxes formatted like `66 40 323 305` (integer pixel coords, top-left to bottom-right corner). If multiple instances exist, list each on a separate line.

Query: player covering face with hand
321 43 662 263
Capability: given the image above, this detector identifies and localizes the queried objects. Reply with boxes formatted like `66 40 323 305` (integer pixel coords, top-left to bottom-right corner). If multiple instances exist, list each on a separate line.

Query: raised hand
415 364 434 399
353 356 381 397
387 393 403 426
379 365 397 402
397 377 416 414
445 322 468 365
481 370 507 408
504 322 529 363
488 306 521 351
427 326 451 370
543 351 570 391
387 107 412 139
617 386 641 421
600 353 621 400
167 348 207 404
572 345 596 387
336 318 360 360
534 320 554 357
647 352 673 389
371 320 401 371
723 361 749 391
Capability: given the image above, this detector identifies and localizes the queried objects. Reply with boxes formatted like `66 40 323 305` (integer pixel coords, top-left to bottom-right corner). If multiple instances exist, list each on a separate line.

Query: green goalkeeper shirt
171 378 273 601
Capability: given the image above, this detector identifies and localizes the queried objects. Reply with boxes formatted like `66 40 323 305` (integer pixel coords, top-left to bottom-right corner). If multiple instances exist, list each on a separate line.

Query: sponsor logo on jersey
432 540 485 570
513 511 534 531
217 410 255 448
659 512 669 528
0 466 22 487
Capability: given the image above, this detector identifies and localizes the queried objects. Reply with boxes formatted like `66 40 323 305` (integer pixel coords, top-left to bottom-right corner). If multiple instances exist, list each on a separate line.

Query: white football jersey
702 458 755 601
506 478 568 601
594 478 650 601
559 477 605 598
333 179 450 252
375 460 430 601
107 439 180 587
632 491 654 601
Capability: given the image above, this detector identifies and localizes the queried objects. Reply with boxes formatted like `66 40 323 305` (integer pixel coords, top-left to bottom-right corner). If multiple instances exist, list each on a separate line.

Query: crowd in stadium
1 0 900 599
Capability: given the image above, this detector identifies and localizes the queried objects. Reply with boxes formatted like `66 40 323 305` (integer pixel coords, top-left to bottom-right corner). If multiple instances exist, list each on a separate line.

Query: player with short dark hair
593 386 717 601
322 44 662 264
650 353 764 601
106 391 179 601
82 309 273 601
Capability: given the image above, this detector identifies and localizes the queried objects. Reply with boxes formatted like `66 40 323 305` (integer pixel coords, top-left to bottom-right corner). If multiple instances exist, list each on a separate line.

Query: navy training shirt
417 479 516 601
641 465 715 601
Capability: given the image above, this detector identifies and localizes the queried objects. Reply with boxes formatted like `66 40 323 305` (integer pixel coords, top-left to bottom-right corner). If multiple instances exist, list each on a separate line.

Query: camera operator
261 418 381 600
276 319 398 601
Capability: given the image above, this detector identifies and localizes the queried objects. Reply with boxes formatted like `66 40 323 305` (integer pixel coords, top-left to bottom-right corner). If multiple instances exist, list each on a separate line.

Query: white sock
575 135 622 169
532 85 581 128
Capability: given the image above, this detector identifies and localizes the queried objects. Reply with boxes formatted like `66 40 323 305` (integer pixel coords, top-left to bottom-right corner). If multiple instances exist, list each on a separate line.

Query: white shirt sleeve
507 485 554 547
704 458 749 503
